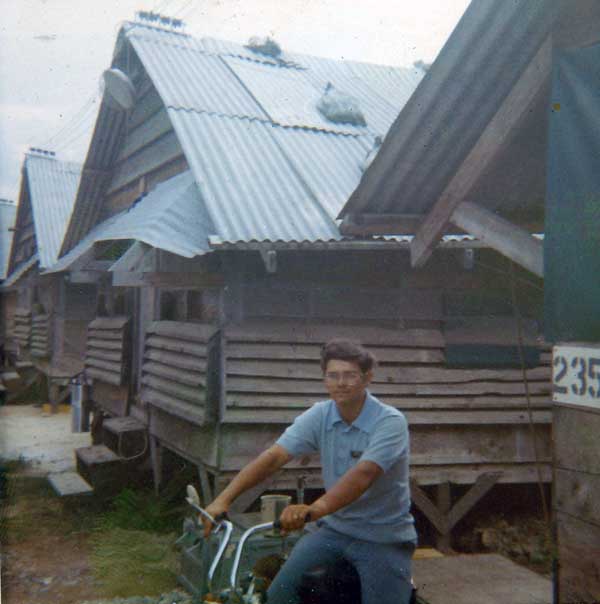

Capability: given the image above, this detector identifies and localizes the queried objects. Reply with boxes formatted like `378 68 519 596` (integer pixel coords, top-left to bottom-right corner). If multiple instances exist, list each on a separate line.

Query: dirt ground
2 532 98 604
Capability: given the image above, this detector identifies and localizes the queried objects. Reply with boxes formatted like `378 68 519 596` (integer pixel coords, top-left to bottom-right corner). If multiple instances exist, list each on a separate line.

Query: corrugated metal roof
0 200 17 280
199 36 302 67
169 111 374 243
129 33 268 120
341 0 557 219
222 56 362 134
46 171 212 273
25 154 82 268
1 254 39 289
59 22 423 257
208 233 483 252
297 54 423 136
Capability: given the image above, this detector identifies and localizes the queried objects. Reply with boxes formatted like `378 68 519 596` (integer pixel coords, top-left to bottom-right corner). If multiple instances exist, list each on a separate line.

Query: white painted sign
553 343 600 410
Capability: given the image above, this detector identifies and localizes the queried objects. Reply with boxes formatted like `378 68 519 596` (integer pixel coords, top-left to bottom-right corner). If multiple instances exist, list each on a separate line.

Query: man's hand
202 499 229 538
278 504 313 532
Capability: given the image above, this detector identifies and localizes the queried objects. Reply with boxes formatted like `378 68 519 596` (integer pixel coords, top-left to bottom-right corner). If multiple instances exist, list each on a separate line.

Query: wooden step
48 471 93 497
1 370 22 389
76 444 121 465
15 361 34 370
103 416 146 435
76 444 145 493
102 417 148 459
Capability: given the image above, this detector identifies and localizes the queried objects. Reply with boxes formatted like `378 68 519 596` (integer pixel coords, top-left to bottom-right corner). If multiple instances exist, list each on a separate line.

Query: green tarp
545 43 600 343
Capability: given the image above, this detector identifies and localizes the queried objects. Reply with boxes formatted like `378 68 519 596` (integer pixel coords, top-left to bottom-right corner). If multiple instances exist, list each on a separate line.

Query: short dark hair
320 339 376 373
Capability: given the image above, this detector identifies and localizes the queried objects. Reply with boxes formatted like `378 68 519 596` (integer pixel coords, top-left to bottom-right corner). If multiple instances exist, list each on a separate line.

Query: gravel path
80 590 195 604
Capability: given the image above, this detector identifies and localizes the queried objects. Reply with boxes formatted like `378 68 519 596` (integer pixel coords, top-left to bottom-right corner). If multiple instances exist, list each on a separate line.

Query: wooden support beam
446 472 501 531
410 479 447 535
411 472 502 549
410 37 551 269
436 482 452 552
340 214 427 236
112 271 146 287
450 202 544 277
68 271 104 284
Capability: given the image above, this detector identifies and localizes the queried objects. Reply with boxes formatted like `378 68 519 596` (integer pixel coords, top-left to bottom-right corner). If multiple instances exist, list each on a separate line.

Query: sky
0 0 471 202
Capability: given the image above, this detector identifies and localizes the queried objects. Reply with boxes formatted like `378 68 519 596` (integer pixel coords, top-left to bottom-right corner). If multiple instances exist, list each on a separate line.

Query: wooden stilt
197 463 213 504
150 436 163 495
436 482 452 552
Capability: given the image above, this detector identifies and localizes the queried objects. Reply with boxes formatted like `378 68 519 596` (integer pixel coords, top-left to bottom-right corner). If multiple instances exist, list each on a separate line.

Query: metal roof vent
361 136 383 172
135 11 184 29
28 148 56 157
317 82 366 127
246 36 282 58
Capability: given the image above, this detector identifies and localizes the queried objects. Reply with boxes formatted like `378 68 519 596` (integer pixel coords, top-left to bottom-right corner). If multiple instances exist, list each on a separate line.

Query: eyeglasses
324 371 364 385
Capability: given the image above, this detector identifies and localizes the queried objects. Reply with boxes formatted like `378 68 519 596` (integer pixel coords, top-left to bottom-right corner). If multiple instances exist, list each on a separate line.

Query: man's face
323 359 372 406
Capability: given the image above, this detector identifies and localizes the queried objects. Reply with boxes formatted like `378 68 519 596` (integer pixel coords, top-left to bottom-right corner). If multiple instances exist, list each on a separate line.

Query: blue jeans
267 525 415 604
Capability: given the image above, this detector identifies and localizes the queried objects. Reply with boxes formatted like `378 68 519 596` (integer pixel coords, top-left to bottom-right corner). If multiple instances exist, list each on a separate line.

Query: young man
203 339 417 604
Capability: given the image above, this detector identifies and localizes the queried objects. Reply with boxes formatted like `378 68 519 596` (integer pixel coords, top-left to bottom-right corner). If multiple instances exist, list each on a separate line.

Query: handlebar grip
214 512 229 523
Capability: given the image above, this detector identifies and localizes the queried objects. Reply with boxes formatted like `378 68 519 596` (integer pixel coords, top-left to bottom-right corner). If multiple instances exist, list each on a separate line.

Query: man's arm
203 444 292 535
280 460 383 530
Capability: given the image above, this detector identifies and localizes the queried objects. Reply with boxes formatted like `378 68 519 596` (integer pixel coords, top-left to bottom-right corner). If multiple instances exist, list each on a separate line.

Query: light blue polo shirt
276 392 417 544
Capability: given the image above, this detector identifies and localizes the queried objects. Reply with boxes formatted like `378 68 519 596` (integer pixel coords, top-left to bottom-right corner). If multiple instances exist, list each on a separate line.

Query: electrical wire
173 0 197 17
41 94 98 150
475 258 544 293
508 259 553 536
52 111 97 153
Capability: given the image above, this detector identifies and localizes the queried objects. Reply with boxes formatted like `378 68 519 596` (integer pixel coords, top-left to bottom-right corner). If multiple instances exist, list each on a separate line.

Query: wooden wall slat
225 359 550 383
144 349 206 371
89 317 129 330
143 388 206 426
118 108 173 162
147 321 218 343
225 323 444 348
222 408 551 425
86 367 122 386
227 393 551 410
226 342 445 364
87 348 122 362
145 336 207 356
87 339 124 351
225 376 550 396
142 361 205 387
87 328 124 341
141 374 204 405
85 356 123 374
107 131 183 194
85 316 130 386
128 85 163 130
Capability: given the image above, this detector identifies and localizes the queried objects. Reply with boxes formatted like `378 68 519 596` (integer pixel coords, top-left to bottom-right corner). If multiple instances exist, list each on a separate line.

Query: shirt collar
325 391 377 434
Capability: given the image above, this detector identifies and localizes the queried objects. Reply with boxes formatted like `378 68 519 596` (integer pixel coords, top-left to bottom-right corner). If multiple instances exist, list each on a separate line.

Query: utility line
41 94 99 151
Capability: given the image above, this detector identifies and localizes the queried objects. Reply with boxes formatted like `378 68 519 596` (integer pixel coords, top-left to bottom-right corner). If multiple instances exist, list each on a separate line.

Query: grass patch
89 527 179 598
0 472 91 543
96 488 182 534
88 483 191 597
